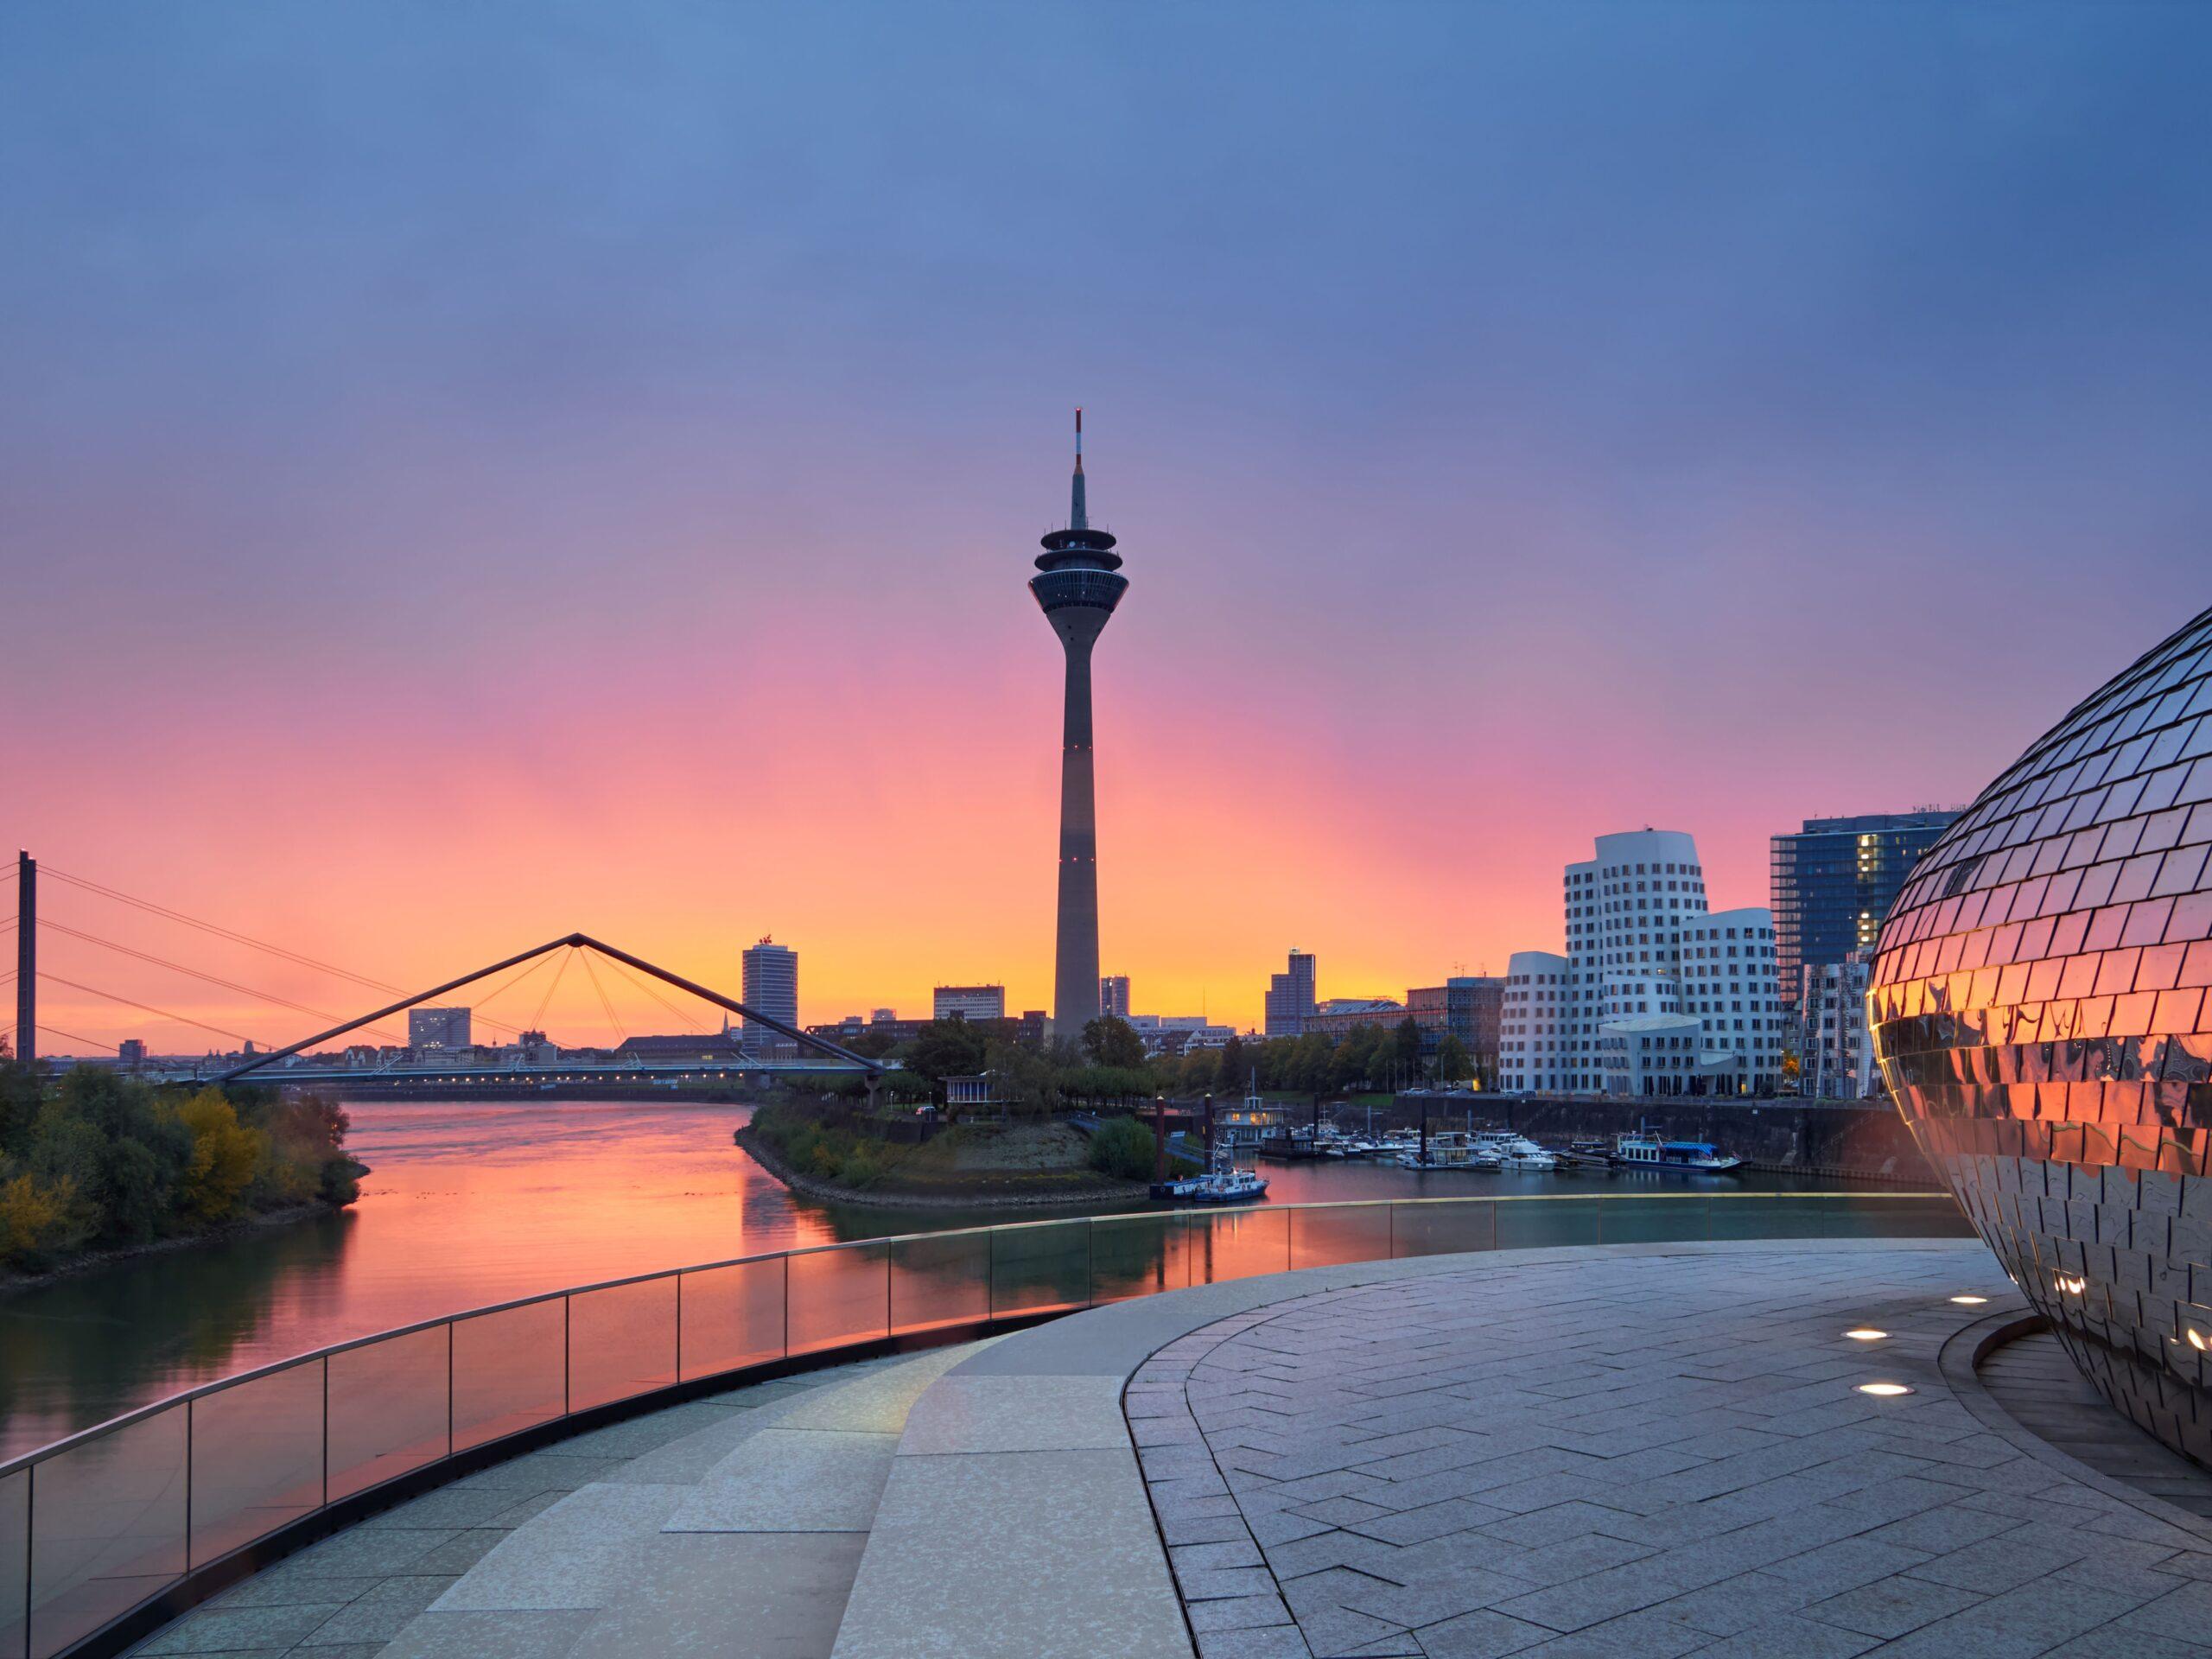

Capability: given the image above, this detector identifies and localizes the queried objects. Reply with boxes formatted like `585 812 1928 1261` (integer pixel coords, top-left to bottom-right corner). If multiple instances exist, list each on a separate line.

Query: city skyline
4 5 2209 1047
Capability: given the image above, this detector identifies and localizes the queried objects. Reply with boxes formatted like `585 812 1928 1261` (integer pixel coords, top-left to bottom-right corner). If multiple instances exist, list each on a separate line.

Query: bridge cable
41 867 401 995
578 950 626 1043
599 955 715 1034
462 949 563 1031
528 947 575 1035
34 918 410 1046
38 1023 119 1054
35 973 263 1046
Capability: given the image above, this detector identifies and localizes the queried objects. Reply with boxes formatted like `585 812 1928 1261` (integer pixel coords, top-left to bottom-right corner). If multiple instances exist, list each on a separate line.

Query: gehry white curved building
1499 830 1783 1096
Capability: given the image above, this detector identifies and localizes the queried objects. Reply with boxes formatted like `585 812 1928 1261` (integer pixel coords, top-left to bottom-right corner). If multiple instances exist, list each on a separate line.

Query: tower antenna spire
1070 408 1087 531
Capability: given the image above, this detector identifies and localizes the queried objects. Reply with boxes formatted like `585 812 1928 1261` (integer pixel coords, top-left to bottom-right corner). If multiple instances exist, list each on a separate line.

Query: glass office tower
1771 810 1959 1017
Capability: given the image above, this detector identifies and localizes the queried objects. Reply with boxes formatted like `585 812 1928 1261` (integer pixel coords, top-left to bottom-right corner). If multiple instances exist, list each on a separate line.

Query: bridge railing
0 1191 1969 1659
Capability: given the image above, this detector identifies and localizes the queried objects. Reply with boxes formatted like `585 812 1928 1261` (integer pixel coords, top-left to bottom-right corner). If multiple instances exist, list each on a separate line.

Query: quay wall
1386 1094 1938 1185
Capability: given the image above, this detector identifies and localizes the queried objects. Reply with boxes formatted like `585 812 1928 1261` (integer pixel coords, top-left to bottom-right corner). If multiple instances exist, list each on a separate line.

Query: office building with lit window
1770 811 1958 1020
409 1006 471 1052
1099 976 1130 1019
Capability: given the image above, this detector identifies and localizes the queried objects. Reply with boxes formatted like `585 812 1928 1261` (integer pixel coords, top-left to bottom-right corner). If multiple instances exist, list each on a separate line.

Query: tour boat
1611 1130 1743 1173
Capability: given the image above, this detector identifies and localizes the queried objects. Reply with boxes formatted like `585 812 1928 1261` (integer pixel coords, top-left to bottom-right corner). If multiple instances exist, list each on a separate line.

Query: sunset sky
4 3 2209 1049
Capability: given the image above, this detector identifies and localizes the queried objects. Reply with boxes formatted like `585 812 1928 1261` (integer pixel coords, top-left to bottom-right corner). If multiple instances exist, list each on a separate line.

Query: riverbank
734 1123 1154 1211
0 1187 355 1295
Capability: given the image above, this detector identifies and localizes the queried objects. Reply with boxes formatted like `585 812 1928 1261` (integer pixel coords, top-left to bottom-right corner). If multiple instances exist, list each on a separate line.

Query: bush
1086 1115 1160 1182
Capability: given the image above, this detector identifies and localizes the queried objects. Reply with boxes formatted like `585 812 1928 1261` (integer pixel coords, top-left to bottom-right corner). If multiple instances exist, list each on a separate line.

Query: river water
0 1097 1932 1460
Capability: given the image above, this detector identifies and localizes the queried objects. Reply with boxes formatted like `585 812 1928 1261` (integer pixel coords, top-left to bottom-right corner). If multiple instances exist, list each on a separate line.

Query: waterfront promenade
113 1234 2212 1658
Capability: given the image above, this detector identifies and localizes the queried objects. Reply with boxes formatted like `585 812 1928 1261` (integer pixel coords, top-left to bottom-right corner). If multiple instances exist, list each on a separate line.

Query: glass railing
0 1192 1967 1659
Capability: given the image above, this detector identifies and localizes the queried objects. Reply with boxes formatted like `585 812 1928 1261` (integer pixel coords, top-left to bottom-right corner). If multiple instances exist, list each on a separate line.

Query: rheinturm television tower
1031 410 1128 1035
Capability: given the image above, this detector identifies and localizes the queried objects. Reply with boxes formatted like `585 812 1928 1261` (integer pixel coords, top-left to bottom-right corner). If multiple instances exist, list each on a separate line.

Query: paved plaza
116 1237 2212 1658
1130 1246 2212 1658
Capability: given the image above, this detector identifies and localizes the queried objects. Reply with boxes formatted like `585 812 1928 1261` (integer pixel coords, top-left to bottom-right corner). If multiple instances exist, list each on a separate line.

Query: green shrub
1086 1115 1160 1181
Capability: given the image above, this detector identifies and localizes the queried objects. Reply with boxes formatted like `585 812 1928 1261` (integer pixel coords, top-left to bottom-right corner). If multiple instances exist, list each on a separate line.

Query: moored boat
1611 1129 1743 1173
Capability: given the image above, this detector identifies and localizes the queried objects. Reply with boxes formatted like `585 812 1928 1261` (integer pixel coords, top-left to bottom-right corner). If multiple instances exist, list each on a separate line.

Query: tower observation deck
1031 411 1128 1033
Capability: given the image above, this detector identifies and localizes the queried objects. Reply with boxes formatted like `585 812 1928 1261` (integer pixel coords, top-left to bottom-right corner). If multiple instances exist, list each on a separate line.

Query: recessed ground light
1856 1382 1914 1397
1948 1295 1988 1306
1844 1329 1888 1341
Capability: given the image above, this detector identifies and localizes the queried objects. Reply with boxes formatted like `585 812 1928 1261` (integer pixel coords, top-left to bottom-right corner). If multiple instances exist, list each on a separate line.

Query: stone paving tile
1128 1244 2212 1659
1799 1573 1986 1639
124 1355 899 1659
1689 1613 1878 1657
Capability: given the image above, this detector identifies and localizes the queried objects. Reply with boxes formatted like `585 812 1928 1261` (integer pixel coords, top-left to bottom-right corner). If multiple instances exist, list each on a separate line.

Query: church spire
1070 407 1088 531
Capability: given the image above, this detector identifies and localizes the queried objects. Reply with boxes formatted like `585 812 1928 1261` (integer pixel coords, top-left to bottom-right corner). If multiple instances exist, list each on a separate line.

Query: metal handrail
0 1190 1953 1477
0 1190 1966 1659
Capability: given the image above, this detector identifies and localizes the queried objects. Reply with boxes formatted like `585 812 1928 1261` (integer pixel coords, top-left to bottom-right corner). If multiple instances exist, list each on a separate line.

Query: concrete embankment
1390 1094 1938 1184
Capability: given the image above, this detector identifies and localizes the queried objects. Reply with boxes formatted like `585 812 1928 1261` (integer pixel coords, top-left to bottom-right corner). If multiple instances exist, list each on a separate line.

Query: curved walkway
120 1348 937 1658
115 1237 2212 1659
1131 1243 2212 1658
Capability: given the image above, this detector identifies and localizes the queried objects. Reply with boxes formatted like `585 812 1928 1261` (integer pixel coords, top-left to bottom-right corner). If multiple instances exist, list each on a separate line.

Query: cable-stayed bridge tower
1030 411 1128 1035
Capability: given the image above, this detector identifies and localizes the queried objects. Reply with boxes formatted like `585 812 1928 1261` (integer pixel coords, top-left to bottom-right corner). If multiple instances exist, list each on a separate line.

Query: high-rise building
933 984 1006 1022
1031 410 1128 1034
1264 950 1318 1037
1770 810 1959 1020
741 938 798 1046
1500 830 1783 1096
409 1006 471 1051
1445 976 1504 1081
1099 976 1130 1020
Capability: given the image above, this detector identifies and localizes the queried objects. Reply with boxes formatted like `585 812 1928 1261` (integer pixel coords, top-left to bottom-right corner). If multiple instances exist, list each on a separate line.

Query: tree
168 1089 266 1223
0 1171 76 1268
1434 1034 1472 1084
1215 1033 1249 1095
1327 1029 1376 1093
1287 1033 1332 1096
1179 1046 1221 1096
983 1039 1060 1116
1391 1018 1426 1074
901 1020 990 1101
1081 1015 1147 1071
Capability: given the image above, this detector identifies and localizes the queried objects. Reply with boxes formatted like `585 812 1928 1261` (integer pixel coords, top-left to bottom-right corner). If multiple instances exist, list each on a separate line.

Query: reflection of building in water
1800 954 1877 1099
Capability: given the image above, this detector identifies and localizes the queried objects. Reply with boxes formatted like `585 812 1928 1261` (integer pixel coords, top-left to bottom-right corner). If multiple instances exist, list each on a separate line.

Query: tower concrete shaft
1030 412 1128 1035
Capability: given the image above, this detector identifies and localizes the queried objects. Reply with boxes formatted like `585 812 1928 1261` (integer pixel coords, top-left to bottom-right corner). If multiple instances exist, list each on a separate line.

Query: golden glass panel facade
1872 604 2212 1463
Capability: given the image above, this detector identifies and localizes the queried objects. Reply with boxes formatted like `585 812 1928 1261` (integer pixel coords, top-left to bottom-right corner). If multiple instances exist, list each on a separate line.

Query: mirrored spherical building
1872 606 2212 1463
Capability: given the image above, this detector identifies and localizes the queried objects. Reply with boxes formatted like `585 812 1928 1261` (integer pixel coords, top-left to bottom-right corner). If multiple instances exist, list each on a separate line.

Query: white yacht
1469 1129 1559 1172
